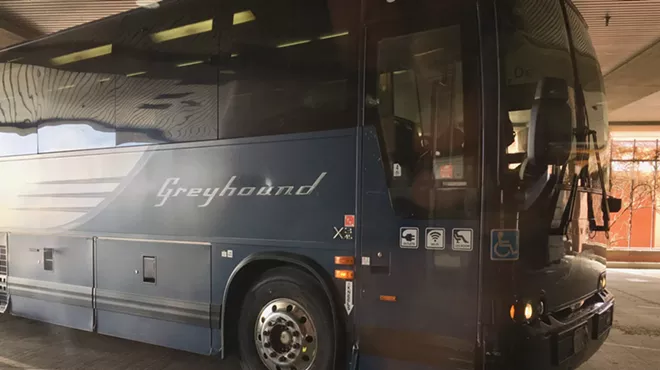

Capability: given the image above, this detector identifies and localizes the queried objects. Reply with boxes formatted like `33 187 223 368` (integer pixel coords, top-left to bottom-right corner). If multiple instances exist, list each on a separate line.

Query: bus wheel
238 267 334 370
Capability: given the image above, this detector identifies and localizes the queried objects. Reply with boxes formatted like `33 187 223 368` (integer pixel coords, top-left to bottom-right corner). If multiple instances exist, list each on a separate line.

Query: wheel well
223 259 285 354
221 256 344 364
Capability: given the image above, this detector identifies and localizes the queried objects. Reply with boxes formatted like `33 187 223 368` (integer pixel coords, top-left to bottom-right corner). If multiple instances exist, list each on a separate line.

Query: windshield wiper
553 165 575 237
586 128 611 233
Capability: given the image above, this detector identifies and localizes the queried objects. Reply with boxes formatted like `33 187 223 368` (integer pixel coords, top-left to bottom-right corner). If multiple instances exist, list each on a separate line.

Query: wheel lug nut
279 356 287 362
293 343 301 349
288 353 296 359
264 342 271 348
287 320 294 327
270 352 277 358
292 331 300 337
264 331 270 336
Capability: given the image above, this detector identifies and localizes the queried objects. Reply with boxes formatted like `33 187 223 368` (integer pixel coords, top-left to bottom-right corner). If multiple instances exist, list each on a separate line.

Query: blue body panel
1 129 358 357
356 127 478 369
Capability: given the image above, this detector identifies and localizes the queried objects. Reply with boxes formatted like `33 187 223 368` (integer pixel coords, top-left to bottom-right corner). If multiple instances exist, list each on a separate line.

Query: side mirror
607 196 622 213
527 77 574 166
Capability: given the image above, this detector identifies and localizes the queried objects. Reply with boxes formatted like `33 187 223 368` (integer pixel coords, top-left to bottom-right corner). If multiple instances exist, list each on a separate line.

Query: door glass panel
378 27 464 183
376 25 474 219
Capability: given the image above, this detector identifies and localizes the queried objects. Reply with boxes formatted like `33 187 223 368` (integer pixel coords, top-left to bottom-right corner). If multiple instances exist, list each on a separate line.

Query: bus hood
516 252 605 314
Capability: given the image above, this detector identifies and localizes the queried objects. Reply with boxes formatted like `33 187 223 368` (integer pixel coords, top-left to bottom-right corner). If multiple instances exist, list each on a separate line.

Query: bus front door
357 7 481 370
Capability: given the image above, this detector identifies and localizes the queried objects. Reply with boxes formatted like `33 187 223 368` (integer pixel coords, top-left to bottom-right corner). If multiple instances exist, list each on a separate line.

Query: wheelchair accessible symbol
491 229 520 261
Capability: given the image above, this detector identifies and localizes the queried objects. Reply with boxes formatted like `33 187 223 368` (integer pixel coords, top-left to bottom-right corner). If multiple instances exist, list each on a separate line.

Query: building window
610 139 660 249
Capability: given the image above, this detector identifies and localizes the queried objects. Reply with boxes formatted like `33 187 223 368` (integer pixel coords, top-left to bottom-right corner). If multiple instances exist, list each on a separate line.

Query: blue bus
0 0 617 369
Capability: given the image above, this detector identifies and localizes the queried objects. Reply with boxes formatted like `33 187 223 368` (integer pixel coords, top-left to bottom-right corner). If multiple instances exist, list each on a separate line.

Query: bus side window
0 64 40 157
113 1 220 145
216 0 359 139
37 67 117 153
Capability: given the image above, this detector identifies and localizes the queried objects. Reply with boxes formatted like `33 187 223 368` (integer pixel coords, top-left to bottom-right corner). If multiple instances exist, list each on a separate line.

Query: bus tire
238 266 334 370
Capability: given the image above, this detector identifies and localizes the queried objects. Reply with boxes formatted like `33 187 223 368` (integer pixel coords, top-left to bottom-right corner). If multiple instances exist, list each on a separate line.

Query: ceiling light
150 19 213 43
56 85 76 91
319 31 349 40
233 10 255 25
126 71 147 77
136 0 160 9
176 60 205 67
51 44 112 66
276 39 311 48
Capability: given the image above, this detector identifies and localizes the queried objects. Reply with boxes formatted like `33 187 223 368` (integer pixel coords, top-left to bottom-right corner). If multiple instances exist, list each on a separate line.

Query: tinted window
38 121 115 153
216 0 359 139
378 28 465 183
0 0 358 157
0 0 220 156
38 67 118 152
0 63 41 157
366 1 480 220
113 0 220 144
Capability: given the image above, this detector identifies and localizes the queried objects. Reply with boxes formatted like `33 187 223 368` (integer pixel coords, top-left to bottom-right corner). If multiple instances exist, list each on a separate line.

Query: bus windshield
499 0 577 166
499 0 611 257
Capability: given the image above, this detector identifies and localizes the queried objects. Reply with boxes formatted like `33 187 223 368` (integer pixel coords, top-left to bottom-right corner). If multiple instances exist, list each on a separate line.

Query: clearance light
231 53 239 58
277 39 311 49
150 19 213 43
51 44 112 66
233 10 255 25
319 31 349 40
510 304 516 320
335 270 354 280
176 60 205 68
380 295 397 302
599 273 607 290
126 71 147 78
334 256 355 266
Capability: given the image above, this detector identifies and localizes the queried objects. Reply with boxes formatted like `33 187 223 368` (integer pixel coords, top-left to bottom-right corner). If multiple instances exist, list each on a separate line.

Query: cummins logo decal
155 172 327 207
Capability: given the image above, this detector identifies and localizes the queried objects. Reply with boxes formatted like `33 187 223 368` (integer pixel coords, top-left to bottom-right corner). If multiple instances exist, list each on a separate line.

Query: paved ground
1 269 660 369
580 269 660 370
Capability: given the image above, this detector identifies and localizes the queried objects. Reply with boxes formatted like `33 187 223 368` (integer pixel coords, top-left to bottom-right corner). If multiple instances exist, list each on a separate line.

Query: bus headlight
599 272 607 291
524 302 534 320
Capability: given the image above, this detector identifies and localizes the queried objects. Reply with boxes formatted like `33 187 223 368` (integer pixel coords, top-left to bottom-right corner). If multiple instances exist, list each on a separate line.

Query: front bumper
492 291 614 370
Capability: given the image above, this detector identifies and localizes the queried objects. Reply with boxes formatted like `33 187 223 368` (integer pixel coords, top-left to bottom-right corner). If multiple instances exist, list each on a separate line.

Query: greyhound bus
0 0 616 369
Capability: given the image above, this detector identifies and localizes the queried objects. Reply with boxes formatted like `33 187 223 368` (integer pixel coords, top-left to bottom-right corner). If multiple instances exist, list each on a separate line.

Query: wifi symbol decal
425 228 445 250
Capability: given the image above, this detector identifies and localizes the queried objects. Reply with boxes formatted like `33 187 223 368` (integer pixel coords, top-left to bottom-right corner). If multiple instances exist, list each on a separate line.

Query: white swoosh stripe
0 211 86 229
20 183 119 195
14 197 105 208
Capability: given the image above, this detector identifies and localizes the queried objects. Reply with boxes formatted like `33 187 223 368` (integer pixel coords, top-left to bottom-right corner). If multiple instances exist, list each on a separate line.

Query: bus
0 0 617 369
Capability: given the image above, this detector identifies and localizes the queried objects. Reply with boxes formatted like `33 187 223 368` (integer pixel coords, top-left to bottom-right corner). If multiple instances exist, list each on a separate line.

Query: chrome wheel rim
254 298 318 370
